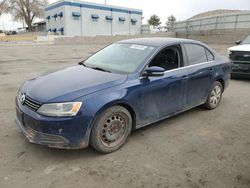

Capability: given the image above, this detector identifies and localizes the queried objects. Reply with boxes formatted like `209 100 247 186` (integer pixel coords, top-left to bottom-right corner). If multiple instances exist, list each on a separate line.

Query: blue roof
45 0 143 15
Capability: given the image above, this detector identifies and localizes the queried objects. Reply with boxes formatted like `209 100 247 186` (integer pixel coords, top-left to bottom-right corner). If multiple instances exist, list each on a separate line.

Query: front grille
24 96 41 111
232 69 250 73
25 126 68 144
16 119 69 145
230 51 250 62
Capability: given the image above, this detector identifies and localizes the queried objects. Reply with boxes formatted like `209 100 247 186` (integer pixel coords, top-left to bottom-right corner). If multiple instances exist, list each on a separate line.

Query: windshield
84 43 156 74
242 35 250 44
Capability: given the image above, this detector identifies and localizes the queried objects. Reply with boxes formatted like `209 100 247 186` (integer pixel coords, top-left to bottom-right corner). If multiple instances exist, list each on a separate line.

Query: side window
184 44 207 65
149 45 182 71
205 49 214 61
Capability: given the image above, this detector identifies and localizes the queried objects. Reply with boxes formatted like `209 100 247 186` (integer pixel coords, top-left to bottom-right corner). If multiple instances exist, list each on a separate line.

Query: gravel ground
0 42 249 188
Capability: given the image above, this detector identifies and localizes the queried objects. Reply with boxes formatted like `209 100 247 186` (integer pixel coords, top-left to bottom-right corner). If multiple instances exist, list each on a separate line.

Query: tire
90 105 132 153
204 81 223 110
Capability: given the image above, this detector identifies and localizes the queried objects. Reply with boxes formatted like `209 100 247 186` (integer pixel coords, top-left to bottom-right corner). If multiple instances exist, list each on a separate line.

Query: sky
1 0 250 30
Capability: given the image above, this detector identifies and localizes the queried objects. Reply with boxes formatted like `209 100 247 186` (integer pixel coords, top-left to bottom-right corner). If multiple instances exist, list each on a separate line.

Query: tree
0 0 10 17
147 14 161 27
166 15 176 31
9 0 47 31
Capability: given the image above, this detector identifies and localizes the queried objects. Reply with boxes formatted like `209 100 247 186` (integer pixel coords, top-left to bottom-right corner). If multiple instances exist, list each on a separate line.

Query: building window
52 13 57 20
91 14 99 19
119 17 126 22
106 16 113 21
72 12 81 20
131 18 137 25
58 12 63 19
91 14 99 22
58 27 64 35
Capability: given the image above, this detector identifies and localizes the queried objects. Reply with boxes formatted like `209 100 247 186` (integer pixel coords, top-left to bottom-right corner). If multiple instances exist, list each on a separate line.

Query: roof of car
117 37 200 47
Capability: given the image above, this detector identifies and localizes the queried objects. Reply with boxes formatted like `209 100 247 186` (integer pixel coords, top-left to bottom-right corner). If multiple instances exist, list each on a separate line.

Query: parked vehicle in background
0 30 5 37
228 34 250 78
6 30 17 35
16 38 231 153
150 27 160 33
158 26 168 32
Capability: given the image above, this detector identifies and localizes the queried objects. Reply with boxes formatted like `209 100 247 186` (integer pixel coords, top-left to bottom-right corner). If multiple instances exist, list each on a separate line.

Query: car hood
228 44 250 52
21 65 128 103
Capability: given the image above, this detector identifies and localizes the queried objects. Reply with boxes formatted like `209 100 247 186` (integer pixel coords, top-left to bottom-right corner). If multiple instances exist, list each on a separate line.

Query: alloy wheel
210 85 222 108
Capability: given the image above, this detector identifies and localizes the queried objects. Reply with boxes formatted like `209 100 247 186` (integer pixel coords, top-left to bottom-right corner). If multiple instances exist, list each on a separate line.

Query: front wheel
204 81 223 110
90 105 132 153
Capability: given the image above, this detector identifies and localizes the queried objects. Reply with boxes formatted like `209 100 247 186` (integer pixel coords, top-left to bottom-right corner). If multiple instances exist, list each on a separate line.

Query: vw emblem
20 93 26 104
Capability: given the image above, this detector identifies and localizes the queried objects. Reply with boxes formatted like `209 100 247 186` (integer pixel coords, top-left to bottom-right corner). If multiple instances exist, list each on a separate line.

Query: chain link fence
174 11 250 32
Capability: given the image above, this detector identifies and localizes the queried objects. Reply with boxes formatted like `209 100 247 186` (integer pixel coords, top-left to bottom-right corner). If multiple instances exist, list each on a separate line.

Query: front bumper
15 117 72 148
231 72 250 79
15 99 89 149
231 67 250 79
231 61 250 79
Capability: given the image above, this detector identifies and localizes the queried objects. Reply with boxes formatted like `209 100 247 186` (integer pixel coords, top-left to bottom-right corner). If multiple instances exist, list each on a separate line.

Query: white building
45 0 143 36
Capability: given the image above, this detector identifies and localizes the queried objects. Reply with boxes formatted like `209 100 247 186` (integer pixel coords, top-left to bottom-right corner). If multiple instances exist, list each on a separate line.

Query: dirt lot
0 41 249 188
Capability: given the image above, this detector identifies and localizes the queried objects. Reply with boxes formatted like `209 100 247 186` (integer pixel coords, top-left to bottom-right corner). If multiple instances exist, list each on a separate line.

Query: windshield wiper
79 62 111 73
90 67 111 73
78 61 86 66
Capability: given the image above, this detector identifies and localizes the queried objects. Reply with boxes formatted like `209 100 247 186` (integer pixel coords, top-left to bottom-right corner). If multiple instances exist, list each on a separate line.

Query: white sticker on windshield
130 45 148 50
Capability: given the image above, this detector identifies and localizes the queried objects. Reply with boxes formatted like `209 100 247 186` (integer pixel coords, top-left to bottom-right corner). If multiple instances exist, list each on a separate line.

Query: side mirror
143 66 165 77
235 40 241 45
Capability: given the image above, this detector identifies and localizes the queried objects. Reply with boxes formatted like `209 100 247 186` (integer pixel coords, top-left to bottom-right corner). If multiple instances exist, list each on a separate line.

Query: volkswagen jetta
16 38 231 153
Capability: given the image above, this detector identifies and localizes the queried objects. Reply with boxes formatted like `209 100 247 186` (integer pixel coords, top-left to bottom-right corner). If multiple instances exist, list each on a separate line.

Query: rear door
183 43 215 108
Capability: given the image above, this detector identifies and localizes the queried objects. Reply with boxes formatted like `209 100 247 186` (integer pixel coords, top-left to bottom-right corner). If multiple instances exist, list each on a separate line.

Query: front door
134 45 189 127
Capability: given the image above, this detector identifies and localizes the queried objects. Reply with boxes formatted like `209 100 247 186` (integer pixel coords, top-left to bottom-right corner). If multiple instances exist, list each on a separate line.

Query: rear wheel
90 106 132 153
204 81 223 110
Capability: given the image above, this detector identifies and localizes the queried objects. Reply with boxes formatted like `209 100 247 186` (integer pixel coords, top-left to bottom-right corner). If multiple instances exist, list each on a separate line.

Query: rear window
205 49 214 61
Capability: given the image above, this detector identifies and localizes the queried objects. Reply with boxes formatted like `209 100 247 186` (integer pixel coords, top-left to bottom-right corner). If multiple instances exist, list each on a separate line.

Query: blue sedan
16 38 231 153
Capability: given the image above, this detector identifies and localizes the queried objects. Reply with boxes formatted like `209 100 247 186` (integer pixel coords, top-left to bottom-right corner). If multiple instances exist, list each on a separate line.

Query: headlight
37 102 82 117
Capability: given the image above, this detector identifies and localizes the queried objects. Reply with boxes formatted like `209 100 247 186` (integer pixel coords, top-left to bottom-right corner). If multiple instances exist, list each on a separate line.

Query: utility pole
104 0 106 5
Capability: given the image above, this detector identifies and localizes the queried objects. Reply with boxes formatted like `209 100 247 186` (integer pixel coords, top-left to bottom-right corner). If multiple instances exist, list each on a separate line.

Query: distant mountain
189 9 248 20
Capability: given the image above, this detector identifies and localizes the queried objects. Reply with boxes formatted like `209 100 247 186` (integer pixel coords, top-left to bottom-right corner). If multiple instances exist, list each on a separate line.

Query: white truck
228 34 250 78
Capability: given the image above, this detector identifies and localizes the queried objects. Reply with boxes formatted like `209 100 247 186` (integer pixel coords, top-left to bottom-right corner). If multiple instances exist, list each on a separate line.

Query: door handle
209 68 214 72
182 75 188 80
